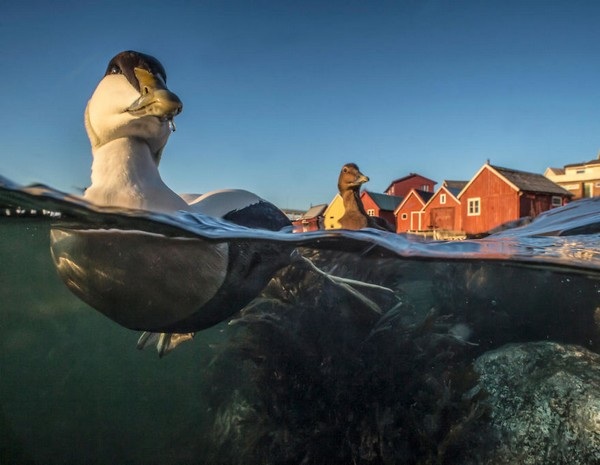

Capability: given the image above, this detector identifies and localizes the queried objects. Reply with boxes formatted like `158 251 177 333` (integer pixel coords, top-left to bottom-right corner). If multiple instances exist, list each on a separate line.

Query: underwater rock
461 342 600 465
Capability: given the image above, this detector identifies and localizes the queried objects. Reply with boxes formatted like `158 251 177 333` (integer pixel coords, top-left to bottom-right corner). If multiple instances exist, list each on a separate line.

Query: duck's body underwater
50 51 292 354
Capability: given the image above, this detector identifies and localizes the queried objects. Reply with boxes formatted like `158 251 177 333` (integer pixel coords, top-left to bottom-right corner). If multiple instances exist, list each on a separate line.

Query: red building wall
422 189 462 231
361 194 396 226
460 169 519 235
519 193 558 218
386 175 436 197
395 194 426 233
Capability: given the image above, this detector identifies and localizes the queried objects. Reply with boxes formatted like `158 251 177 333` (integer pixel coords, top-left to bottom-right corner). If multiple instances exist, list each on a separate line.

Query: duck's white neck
84 137 188 213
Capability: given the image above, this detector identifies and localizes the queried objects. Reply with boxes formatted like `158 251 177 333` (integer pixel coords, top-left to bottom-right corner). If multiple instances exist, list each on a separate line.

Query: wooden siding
519 192 562 217
460 167 520 234
395 193 426 233
422 187 462 231
323 194 344 229
361 194 396 225
385 175 436 197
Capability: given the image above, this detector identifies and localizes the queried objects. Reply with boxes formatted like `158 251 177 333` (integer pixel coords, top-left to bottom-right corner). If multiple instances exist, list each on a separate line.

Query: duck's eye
109 65 121 75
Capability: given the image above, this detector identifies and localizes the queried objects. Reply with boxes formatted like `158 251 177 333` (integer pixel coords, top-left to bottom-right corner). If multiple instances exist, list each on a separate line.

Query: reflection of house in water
545 153 600 199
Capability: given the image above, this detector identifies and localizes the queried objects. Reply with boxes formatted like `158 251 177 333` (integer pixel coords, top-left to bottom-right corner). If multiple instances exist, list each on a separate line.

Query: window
467 198 480 216
576 169 586 174
551 196 562 208
440 193 446 205
367 209 375 216
421 185 430 192
401 213 408 220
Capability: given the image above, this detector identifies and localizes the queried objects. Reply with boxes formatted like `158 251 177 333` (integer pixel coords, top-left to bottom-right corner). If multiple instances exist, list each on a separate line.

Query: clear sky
1 0 600 210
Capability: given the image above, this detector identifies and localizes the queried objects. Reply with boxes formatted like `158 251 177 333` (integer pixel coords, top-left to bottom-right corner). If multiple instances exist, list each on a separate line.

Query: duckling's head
84 50 183 164
337 163 370 194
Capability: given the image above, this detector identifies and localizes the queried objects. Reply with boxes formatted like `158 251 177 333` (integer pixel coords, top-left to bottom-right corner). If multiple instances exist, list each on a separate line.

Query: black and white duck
50 51 292 355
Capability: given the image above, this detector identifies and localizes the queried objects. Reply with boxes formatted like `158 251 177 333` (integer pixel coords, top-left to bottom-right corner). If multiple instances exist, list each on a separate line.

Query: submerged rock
462 342 600 465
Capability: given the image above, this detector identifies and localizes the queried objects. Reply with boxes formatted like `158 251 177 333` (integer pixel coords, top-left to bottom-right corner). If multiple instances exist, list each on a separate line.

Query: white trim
440 193 446 204
467 197 481 216
411 211 421 230
457 164 519 200
394 189 426 214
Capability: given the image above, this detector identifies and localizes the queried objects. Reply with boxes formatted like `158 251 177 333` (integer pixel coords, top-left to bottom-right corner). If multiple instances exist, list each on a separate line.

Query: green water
0 219 229 464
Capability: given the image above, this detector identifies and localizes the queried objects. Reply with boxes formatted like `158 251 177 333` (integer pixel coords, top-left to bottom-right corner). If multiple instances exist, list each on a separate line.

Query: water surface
1 179 599 464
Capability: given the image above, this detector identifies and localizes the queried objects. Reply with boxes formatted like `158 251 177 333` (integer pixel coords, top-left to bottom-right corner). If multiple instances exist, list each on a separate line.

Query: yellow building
545 154 600 199
322 194 345 229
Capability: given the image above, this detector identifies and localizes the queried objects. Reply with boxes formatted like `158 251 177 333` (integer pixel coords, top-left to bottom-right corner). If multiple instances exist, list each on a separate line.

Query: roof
564 153 600 168
384 172 437 193
446 187 463 198
442 180 468 191
545 167 565 176
362 191 403 211
414 189 435 204
491 164 572 196
299 204 327 219
394 188 435 214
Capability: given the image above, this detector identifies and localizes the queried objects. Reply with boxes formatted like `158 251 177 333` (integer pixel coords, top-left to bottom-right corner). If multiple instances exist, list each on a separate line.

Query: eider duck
337 163 394 231
50 51 291 355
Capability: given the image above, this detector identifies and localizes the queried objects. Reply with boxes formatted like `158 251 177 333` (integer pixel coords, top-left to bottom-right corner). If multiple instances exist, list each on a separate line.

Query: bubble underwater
1 177 600 465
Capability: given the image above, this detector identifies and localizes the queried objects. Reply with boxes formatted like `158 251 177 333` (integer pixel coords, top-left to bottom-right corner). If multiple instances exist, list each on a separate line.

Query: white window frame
440 193 446 205
367 209 375 216
551 196 562 207
467 198 481 216
401 213 408 220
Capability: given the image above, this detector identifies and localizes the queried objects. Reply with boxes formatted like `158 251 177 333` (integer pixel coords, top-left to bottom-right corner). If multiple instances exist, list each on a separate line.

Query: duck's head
84 50 183 164
337 163 370 193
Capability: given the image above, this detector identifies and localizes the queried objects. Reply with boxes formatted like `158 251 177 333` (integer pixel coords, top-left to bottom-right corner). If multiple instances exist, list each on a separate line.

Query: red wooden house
384 173 436 197
360 191 404 228
394 189 434 233
422 182 465 233
458 163 572 235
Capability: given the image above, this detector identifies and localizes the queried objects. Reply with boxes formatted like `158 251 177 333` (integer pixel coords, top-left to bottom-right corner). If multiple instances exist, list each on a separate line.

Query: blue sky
1 0 600 210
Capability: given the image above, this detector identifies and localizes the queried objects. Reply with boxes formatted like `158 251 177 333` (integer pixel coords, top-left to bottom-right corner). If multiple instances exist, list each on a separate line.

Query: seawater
1 178 599 465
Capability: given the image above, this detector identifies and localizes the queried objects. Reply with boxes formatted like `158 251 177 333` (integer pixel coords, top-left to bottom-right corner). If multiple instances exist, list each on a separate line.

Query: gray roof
414 189 435 203
443 180 468 191
446 187 463 198
364 191 403 211
492 165 572 196
299 204 327 219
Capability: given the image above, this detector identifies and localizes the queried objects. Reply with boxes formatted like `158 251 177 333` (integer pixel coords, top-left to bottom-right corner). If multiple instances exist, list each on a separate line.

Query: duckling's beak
127 68 183 120
355 173 370 185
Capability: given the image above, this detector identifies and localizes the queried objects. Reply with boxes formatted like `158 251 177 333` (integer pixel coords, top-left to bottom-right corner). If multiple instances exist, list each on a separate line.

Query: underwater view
1 178 599 465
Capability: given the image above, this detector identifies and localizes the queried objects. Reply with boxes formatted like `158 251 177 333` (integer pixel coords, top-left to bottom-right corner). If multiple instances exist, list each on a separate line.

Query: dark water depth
1 180 600 464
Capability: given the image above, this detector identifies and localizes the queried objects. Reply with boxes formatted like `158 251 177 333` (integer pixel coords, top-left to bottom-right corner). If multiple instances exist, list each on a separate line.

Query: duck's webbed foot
136 331 195 357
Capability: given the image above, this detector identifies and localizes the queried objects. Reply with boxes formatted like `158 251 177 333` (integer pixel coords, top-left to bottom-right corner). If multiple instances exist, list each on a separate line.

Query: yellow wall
323 194 345 229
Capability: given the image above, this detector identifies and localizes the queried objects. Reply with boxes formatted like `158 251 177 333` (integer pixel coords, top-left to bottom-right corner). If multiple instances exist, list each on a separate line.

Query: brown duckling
337 163 394 231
